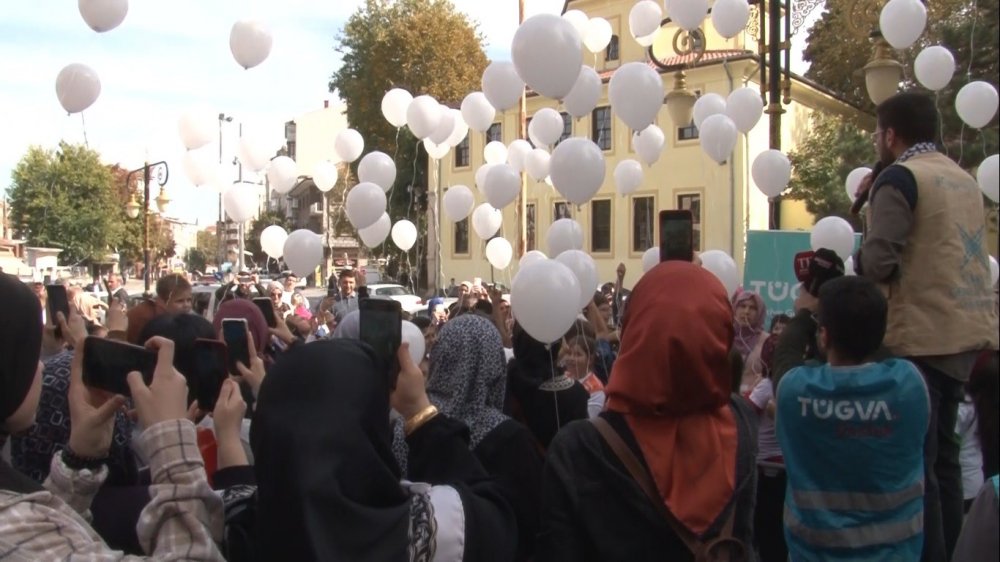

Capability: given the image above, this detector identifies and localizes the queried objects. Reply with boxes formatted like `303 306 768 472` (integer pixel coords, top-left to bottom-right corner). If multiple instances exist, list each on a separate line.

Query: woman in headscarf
393 314 543 561
224 338 516 561
0 273 225 559
505 322 590 449
538 262 759 561
732 290 766 362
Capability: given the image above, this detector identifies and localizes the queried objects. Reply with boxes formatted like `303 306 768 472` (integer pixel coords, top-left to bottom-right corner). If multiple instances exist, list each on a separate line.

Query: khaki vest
878 152 999 357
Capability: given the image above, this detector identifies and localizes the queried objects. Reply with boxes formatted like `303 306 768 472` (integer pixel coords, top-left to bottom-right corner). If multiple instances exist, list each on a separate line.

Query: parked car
366 284 424 314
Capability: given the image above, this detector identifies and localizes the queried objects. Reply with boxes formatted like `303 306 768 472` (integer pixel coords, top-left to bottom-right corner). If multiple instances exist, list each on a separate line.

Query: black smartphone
192 338 229 410
82 336 156 396
659 210 694 263
222 318 251 376
359 298 402 388
46 284 70 323
252 297 278 328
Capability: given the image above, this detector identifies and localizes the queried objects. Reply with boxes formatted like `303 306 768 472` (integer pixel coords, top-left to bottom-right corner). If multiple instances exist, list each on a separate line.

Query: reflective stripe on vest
791 481 923 512
784 507 923 549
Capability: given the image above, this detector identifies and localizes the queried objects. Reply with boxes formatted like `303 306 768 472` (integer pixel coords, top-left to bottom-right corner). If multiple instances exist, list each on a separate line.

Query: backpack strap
589 417 745 562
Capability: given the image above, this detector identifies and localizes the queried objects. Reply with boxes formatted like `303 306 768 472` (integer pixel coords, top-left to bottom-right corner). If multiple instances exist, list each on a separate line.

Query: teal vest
776 359 930 561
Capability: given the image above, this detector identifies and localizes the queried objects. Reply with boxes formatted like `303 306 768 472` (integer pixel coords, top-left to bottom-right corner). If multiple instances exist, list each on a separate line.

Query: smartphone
82 336 156 396
659 210 694 263
359 298 402 388
46 284 70 323
192 339 229 410
222 318 251 376
252 297 278 328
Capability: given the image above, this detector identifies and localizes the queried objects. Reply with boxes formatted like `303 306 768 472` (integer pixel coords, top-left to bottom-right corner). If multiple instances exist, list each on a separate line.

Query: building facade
432 0 869 290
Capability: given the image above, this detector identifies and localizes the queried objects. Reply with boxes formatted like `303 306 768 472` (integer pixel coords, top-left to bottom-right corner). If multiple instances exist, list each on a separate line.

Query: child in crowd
561 336 605 419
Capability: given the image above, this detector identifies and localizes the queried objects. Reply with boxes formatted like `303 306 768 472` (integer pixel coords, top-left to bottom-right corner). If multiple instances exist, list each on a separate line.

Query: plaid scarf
896 142 937 164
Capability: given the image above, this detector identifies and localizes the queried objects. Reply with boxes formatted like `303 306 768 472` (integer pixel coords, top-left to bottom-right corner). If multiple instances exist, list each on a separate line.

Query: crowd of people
1 91 998 561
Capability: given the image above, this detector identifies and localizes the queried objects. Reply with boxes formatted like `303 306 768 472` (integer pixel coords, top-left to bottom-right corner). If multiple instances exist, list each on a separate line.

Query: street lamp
125 161 170 295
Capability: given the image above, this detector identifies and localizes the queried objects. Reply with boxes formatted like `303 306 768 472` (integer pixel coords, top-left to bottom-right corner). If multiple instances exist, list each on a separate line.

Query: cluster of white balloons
638 246 740 298
510 246 601 343
381 88 470 160
55 0 130 113
696 88 765 165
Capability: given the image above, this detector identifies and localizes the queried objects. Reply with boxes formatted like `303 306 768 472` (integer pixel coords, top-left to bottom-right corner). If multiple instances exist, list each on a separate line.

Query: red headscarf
213 299 270 354
605 261 737 535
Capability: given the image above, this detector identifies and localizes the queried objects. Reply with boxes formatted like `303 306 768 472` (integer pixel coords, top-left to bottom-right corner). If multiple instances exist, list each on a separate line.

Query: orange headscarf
605 261 737 535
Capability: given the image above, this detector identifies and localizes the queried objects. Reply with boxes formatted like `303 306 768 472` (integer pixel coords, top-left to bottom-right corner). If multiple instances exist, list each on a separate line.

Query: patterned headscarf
732 291 766 360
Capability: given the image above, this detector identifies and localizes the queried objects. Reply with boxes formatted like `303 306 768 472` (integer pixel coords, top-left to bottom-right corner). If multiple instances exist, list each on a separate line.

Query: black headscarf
0 273 44 493
250 339 411 561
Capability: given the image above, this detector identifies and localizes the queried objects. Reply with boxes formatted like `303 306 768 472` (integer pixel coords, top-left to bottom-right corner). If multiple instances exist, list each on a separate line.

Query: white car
367 284 424 314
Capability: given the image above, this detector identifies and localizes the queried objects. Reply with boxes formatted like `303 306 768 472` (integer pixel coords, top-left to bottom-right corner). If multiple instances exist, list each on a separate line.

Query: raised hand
127 336 189 429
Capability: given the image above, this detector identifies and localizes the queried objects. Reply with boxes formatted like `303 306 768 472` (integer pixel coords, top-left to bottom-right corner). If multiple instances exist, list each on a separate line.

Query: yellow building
432 0 869 290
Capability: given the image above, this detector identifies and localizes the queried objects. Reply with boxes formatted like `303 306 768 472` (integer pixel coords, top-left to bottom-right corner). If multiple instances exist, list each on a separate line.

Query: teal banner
742 230 860 322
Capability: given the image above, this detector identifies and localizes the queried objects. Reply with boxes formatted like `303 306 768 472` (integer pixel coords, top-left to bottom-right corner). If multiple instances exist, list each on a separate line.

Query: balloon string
935 91 949 157
546 343 561 430
81 113 89 147
958 0 978 167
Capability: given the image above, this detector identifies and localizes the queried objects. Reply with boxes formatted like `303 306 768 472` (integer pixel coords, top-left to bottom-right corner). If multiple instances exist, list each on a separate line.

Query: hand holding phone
222 319 251 377
659 210 694 263
192 339 229 410
82 336 157 396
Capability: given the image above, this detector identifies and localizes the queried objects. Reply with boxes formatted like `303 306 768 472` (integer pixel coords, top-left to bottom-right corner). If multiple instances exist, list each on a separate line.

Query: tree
246 210 293 265
185 247 209 273
7 143 121 264
786 113 871 230
329 0 489 290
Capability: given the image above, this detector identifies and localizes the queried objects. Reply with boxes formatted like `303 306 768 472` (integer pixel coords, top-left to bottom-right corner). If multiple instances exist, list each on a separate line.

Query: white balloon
345 182 387 230
359 213 392 248
547 218 584 256
550 138 606 206
484 164 521 209
511 260 582 343
609 62 663 131
238 136 273 172
641 247 659 273
633 124 665 166
472 203 503 240
229 19 272 70
461 92 496 133
482 61 524 113
443 185 475 222
267 156 299 195
635 28 661 47
562 10 590 37
177 107 215 150
614 159 644 196
699 114 739 164
507 139 533 172
444 109 469 147
406 95 443 140
519 250 548 269
629 1 663 40
556 250 599 309
381 88 412 128
260 225 288 258
391 220 418 251
693 93 727 129
700 250 739 296
956 81 999 129
529 108 565 147
583 17 613 54
711 0 750 39
475 164 497 192
423 139 451 161
358 151 396 192
312 161 338 193
55 63 101 114
725 87 764 133
486 238 514 269
811 216 856 260
751 150 792 197
879 0 926 50
282 229 323 277
525 149 551 182
512 14 583 100
334 129 365 163
78 0 128 32
977 154 999 203
914 46 955 91
564 66 602 119
401 321 426 365
223 185 257 223
182 147 217 187
990 255 1000 286
562 10 589 37
845 167 872 203
844 256 856 276
665 0 709 32
484 141 508 165
429 107 456 145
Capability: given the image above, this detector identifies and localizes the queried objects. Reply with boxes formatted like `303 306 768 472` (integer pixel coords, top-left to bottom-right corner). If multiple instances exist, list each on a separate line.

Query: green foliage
7 143 120 264
786 113 870 231
246 210 293 264
329 0 488 289
185 247 209 273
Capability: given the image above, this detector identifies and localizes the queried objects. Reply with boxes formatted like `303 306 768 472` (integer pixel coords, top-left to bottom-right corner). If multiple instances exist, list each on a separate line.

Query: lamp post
125 161 170 295
218 113 233 269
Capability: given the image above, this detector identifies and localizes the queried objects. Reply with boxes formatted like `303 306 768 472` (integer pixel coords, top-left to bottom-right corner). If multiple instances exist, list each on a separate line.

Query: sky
0 1 814 227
